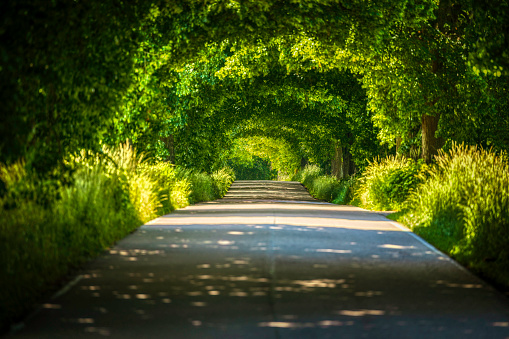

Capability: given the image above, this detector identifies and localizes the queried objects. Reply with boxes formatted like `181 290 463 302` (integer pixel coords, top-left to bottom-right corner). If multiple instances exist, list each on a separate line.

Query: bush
332 175 359 205
0 144 234 331
355 156 427 211
0 159 141 330
309 176 342 201
211 167 236 197
398 144 509 287
188 172 215 203
293 165 344 202
292 164 322 187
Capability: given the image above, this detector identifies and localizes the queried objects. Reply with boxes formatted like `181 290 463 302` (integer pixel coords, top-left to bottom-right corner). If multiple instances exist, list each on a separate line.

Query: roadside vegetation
295 144 509 292
2 0 509 333
0 144 234 330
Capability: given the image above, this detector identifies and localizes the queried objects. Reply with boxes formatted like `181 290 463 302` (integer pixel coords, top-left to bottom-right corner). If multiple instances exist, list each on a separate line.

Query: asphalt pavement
8 180 509 338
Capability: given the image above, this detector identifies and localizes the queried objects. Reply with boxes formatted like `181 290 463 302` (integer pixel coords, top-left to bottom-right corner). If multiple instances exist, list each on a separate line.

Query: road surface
9 181 509 338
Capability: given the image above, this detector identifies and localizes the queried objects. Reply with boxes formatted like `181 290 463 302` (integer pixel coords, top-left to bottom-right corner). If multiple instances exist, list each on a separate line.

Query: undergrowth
292 165 350 203
296 146 509 291
0 144 235 332
355 156 428 211
395 144 509 288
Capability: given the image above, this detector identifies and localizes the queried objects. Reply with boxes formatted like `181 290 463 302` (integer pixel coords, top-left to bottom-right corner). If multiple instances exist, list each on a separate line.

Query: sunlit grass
293 165 356 204
395 144 509 288
0 144 235 330
355 156 427 211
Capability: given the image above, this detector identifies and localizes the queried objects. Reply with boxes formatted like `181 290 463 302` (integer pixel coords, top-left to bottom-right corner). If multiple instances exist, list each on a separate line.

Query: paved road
9 181 509 338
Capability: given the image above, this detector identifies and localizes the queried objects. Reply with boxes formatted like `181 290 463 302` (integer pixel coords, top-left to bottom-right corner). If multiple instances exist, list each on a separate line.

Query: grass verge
0 144 235 332
296 145 509 292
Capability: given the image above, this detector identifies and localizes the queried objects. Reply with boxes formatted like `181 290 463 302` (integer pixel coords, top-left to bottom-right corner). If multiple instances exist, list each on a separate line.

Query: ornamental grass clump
356 156 426 211
103 143 159 223
0 143 233 331
292 164 323 188
293 165 344 202
400 144 509 286
0 157 140 331
211 167 236 197
310 176 342 202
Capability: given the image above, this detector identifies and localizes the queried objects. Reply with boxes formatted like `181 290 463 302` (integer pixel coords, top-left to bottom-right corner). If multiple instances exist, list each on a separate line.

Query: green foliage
229 156 277 180
309 176 343 202
332 175 359 205
2 0 509 327
188 172 215 204
356 156 427 211
211 167 236 197
0 157 140 330
0 1 147 171
292 164 323 189
0 144 233 331
293 165 343 202
397 144 509 286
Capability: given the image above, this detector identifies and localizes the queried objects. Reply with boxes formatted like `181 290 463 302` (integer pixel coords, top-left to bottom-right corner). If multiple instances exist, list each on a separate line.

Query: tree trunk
342 146 351 179
300 156 308 170
395 137 402 154
349 155 356 175
160 135 175 164
420 0 455 163
331 141 343 179
421 114 443 163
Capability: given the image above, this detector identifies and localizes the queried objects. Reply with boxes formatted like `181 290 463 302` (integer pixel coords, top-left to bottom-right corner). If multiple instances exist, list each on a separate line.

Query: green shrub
332 175 359 205
0 159 141 330
170 178 191 210
356 156 427 211
0 144 233 331
398 144 509 287
211 167 236 198
186 167 235 204
189 172 215 203
292 164 323 188
293 165 344 203
310 176 342 201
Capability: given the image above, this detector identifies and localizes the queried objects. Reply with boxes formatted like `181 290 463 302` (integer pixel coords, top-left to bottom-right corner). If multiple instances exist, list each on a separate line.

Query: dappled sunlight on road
13 182 509 338
29 217 505 338
147 202 405 233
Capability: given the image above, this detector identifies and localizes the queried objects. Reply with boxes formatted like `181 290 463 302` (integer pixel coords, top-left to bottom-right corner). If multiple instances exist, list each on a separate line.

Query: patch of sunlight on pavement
492 322 509 327
291 279 345 288
258 320 356 328
337 310 386 316
379 244 416 249
146 215 401 232
274 217 399 231
314 249 352 254
434 280 483 289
